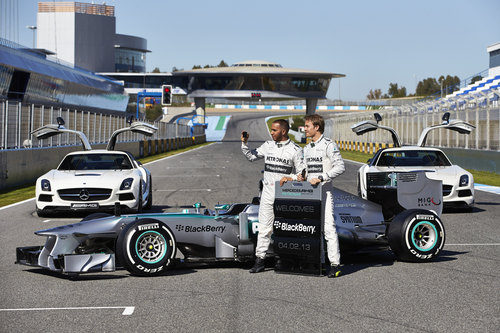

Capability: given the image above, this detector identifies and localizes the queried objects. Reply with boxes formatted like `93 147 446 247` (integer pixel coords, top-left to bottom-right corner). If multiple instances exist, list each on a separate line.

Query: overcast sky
12 0 500 100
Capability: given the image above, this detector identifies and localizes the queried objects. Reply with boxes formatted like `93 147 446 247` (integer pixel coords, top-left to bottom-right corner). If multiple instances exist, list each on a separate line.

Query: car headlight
459 175 469 187
120 178 134 190
41 179 51 191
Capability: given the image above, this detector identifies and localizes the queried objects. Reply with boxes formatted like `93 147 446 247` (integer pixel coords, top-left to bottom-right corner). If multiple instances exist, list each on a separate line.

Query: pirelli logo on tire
138 223 159 231
416 214 434 220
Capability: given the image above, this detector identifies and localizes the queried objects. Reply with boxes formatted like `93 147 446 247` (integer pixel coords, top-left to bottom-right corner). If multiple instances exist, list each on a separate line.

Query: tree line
367 74 483 100
152 60 229 73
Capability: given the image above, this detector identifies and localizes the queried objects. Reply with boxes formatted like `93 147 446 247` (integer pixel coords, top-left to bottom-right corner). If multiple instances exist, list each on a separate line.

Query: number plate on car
71 203 99 209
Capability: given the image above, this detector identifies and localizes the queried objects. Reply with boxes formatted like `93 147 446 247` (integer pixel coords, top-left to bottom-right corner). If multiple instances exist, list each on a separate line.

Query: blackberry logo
176 225 226 233
307 165 323 173
274 221 316 234
265 163 293 174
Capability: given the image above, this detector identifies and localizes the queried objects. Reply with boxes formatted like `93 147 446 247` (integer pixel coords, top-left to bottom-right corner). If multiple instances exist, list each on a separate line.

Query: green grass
0 185 36 208
0 142 213 208
469 169 500 186
338 149 373 164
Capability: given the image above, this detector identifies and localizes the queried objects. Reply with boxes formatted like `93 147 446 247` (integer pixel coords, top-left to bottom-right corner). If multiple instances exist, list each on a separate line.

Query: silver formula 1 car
16 171 446 277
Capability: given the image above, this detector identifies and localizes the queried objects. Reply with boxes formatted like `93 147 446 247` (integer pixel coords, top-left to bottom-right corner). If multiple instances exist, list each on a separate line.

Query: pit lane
0 112 499 332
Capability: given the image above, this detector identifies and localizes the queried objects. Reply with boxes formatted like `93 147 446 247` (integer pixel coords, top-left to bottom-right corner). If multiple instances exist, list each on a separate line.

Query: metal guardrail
0 100 197 150
329 105 500 151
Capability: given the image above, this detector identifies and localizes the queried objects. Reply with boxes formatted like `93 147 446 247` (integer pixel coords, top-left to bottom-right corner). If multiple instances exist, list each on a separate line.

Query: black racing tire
388 209 445 262
80 213 112 222
357 177 361 197
465 203 474 213
36 207 52 218
116 218 176 276
144 176 153 210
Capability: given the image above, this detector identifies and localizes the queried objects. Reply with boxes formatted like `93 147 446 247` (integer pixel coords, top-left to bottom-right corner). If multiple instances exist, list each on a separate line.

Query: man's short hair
304 114 325 134
272 119 289 133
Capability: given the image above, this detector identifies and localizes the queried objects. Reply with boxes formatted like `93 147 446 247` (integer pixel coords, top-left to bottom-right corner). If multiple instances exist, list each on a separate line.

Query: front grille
458 189 472 197
58 188 112 201
443 185 453 197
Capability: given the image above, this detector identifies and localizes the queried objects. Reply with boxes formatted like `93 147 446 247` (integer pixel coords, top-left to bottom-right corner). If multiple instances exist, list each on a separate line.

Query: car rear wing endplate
107 122 158 150
31 124 92 150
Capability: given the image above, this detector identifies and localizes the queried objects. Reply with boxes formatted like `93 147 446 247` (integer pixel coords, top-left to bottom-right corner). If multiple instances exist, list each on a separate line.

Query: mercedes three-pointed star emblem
79 189 90 201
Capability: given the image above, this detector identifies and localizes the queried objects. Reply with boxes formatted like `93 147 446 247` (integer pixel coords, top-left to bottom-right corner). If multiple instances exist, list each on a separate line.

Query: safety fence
335 140 395 155
329 106 500 151
0 100 205 150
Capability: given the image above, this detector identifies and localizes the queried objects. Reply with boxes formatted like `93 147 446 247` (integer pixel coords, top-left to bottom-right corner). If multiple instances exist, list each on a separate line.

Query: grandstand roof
487 42 500 53
176 60 345 78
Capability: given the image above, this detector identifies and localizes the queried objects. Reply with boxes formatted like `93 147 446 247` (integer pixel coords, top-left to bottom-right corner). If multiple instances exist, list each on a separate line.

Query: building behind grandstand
36 2 149 73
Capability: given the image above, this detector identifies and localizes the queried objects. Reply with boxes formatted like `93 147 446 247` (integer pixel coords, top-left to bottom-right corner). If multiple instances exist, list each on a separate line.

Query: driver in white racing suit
241 119 305 273
298 114 345 278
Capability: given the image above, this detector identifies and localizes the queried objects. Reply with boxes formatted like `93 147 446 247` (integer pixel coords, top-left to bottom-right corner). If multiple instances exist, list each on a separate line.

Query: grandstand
0 38 129 113
402 42 500 113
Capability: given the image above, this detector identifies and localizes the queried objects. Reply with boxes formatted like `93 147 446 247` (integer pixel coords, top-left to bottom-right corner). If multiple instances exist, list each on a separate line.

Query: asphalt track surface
0 112 499 332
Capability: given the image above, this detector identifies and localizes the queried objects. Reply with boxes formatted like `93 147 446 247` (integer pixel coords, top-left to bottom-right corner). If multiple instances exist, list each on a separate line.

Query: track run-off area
0 112 498 332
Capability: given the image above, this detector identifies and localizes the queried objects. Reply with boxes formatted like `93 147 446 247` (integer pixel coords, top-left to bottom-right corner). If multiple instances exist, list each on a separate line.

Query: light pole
141 53 146 89
26 25 37 48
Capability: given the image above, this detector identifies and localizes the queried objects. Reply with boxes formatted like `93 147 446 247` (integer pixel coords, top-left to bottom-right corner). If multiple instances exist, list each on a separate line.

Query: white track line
155 189 214 192
0 197 36 211
344 159 364 165
143 143 215 166
0 306 135 316
445 243 500 246
154 174 220 178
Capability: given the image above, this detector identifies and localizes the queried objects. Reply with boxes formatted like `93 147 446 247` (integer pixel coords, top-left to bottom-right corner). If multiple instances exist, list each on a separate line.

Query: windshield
58 153 134 170
377 150 451 167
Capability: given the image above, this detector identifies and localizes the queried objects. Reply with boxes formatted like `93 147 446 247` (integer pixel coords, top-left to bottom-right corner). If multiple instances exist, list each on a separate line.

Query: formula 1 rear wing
417 112 475 147
107 121 158 151
351 113 402 147
31 117 92 150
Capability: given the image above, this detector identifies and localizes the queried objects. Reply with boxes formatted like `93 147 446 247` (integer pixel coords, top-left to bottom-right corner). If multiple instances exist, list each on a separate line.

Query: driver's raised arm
241 141 267 162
